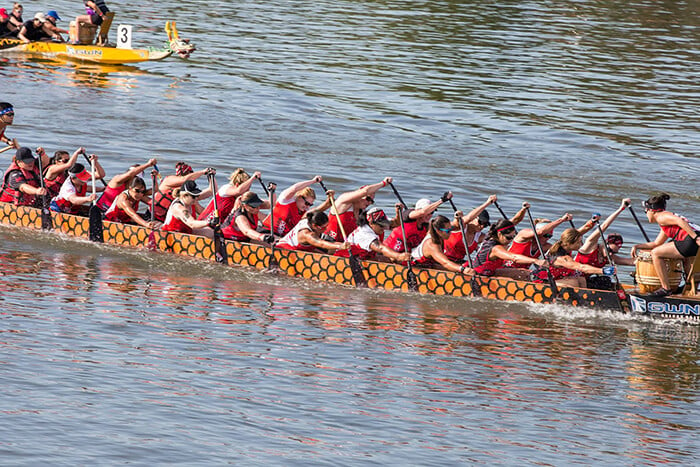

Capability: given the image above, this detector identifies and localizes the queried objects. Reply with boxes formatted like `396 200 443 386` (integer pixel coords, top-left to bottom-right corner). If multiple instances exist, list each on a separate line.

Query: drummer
631 193 700 297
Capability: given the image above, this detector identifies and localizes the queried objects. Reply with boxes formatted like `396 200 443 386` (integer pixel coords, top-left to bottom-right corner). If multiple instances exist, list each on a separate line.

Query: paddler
152 162 212 222
506 212 573 269
472 219 547 279
278 211 350 253
410 215 475 274
335 207 409 263
0 147 47 206
383 193 453 253
198 168 262 223
49 157 106 215
631 193 700 297
95 157 157 213
161 180 216 237
104 176 159 229
39 147 82 198
261 175 326 237
221 191 275 244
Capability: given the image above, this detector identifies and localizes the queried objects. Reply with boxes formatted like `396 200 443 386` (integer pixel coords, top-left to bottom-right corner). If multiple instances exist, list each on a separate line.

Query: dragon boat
0 20 194 65
0 203 700 324
0 201 698 322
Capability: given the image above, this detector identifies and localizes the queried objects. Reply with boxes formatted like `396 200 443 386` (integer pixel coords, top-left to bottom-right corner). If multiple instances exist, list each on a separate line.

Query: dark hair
50 150 69 165
0 102 13 111
645 193 670 211
357 208 369 227
487 219 516 243
68 163 85 174
428 215 451 248
130 176 146 189
306 211 328 227
478 210 490 226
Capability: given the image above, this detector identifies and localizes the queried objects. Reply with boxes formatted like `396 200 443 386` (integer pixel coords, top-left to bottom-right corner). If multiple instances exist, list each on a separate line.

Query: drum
635 250 683 293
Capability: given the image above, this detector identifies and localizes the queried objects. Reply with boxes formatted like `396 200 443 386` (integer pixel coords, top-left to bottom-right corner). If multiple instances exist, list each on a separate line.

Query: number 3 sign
116 25 132 49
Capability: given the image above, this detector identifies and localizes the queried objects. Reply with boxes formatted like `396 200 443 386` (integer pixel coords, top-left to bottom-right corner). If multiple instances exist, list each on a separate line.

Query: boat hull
1 201 697 321
0 38 172 64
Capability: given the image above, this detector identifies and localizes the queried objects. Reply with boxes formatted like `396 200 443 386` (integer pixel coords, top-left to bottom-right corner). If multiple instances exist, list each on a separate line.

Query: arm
460 194 497 225
491 244 546 266
87 154 106 180
116 194 154 229
43 147 81 179
371 241 410 263
108 158 157 188
423 240 468 273
160 168 208 192
408 192 452 220
657 211 700 241
298 229 348 251
235 215 265 241
510 202 530 226
17 25 30 43
631 230 668 257
224 171 261 197
67 192 97 206
19 182 47 197
578 199 630 254
538 213 572 235
309 190 333 214
174 203 210 230
279 176 321 203
334 177 392 213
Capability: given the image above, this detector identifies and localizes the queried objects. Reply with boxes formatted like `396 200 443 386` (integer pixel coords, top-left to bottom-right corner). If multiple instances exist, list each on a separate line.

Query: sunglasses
438 227 452 233
133 188 146 194
2 112 14 117
364 196 374 204
302 198 314 207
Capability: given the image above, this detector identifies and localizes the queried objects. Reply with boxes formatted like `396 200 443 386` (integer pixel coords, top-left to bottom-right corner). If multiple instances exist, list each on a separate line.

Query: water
1 0 699 464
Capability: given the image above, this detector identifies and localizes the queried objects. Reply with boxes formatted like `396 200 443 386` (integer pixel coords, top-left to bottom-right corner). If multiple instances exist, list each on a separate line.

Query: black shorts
674 231 699 258
90 13 104 26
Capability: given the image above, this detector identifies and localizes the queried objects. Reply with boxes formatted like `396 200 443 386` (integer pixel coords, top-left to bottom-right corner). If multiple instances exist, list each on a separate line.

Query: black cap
241 191 264 208
181 180 202 196
15 147 35 163
478 210 491 227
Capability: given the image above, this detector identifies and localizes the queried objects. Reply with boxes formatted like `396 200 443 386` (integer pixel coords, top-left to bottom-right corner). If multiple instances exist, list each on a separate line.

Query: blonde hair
295 187 316 200
549 228 583 255
229 168 250 185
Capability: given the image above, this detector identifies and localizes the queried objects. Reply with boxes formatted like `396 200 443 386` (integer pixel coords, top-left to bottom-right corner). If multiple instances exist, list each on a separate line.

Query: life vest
0 162 41 206
152 189 174 223
161 199 196 234
278 219 317 251
324 210 356 241
443 230 480 262
383 219 427 252
52 179 87 214
96 184 127 212
574 247 607 269
198 184 237 221
335 224 384 260
43 167 67 199
221 207 258 242
262 199 303 237
507 239 540 268
104 193 139 224
473 239 505 276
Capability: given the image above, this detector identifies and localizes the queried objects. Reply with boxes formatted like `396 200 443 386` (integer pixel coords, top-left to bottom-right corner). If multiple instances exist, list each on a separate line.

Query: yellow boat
0 21 194 65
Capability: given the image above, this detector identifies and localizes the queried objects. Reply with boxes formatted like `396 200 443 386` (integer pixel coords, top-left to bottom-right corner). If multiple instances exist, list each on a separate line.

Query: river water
1 0 699 464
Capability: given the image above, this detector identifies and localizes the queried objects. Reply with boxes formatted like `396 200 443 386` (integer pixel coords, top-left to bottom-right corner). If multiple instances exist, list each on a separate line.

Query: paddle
147 169 158 250
593 220 630 312
526 207 559 300
493 200 509 220
88 155 104 242
628 202 651 242
257 177 279 270
82 153 107 186
447 199 481 297
34 149 52 230
388 182 418 291
318 180 367 287
207 171 227 264
0 141 18 155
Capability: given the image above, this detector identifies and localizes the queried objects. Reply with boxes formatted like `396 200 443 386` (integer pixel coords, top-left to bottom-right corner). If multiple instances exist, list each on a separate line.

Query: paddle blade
406 267 418 292
89 205 104 243
470 275 482 298
348 254 367 287
213 229 227 265
147 230 157 251
40 206 52 231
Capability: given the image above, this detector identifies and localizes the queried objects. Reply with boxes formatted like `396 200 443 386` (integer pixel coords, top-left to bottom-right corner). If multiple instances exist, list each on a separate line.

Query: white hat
415 198 431 210
33 12 46 22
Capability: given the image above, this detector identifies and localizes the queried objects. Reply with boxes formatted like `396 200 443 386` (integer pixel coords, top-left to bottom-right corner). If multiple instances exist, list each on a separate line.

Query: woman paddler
152 162 212 222
335 207 409 263
95 157 157 213
506 212 573 269
410 215 475 274
220 191 275 244
472 219 547 279
161 180 216 237
574 198 635 289
383 193 453 253
278 211 349 253
49 158 106 215
631 193 700 297
38 147 81 198
104 177 159 229
443 194 502 262
261 175 325 237
323 177 392 241
198 168 262 223
530 228 615 288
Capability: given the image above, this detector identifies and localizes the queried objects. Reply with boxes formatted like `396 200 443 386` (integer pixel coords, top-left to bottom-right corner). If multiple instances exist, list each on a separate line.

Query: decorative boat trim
0 202 697 322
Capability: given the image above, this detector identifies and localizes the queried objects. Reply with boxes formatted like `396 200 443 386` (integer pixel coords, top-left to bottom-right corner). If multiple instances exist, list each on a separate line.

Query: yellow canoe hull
0 39 172 64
